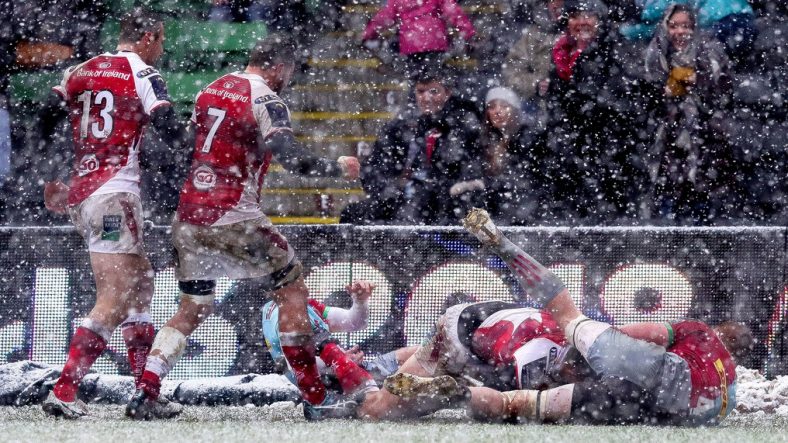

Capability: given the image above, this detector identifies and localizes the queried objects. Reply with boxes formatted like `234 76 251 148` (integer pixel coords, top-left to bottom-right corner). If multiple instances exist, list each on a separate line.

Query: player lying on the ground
390 208 752 425
354 297 588 421
385 311 751 424
359 298 593 421
261 279 419 419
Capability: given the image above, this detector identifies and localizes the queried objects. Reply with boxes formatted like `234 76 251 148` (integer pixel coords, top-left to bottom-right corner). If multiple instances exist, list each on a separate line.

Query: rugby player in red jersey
125 33 361 420
432 208 753 425
357 299 578 420
38 9 190 419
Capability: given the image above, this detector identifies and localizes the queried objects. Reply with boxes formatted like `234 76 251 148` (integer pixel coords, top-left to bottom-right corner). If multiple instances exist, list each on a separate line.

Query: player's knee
272 259 303 291
566 316 612 358
179 279 216 308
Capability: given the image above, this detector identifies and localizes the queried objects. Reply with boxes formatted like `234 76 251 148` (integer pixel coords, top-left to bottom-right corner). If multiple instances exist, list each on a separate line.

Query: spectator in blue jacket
621 0 757 68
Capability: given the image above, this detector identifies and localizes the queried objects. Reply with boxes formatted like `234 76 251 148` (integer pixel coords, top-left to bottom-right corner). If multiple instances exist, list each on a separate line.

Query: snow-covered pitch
2 367 788 443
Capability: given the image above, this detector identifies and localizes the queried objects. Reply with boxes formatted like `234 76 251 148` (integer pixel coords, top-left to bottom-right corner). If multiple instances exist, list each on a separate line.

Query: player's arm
618 322 674 347
257 96 359 179
150 105 194 152
149 104 195 186
38 90 71 213
322 280 374 333
138 70 194 161
137 71 195 194
264 130 359 180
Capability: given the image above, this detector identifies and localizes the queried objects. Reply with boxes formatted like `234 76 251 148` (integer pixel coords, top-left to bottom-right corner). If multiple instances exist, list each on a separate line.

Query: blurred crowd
0 0 786 226
348 0 788 226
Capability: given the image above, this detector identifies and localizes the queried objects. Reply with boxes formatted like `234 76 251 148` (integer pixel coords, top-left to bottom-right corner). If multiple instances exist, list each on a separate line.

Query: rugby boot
384 373 468 403
16 368 59 406
41 391 88 419
303 392 359 421
463 208 502 247
125 389 183 420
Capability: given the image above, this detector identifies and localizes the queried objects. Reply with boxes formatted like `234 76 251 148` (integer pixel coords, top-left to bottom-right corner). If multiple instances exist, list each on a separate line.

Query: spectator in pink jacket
362 0 476 78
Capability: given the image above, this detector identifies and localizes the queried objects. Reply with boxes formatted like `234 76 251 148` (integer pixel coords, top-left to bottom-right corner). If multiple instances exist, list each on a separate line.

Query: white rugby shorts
414 303 475 376
68 192 145 255
172 216 299 284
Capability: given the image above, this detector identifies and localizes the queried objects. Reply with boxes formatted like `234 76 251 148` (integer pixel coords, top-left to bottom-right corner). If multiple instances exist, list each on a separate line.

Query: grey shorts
172 216 301 288
586 328 692 416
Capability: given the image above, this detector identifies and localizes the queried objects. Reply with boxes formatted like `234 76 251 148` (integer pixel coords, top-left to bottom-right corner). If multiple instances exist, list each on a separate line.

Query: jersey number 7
201 107 227 153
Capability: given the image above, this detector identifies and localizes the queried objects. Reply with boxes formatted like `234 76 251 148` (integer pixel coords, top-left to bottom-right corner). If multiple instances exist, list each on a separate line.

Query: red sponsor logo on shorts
193 165 217 191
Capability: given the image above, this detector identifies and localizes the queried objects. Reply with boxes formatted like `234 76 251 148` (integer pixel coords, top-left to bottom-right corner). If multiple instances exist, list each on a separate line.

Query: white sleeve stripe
149 101 172 113
263 127 293 139
52 86 66 98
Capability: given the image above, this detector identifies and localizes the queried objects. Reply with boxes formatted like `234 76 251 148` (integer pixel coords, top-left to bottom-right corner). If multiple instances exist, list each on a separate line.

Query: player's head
248 34 298 93
118 8 165 65
713 321 755 362
413 67 454 116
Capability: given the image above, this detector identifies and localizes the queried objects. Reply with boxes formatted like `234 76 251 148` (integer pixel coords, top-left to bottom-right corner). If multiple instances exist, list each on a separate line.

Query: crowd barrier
1 225 786 378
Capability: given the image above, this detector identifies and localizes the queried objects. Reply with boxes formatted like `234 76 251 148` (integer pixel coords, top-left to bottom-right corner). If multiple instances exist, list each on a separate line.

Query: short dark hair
715 321 755 361
563 0 606 17
413 65 455 89
118 8 163 44
248 34 298 69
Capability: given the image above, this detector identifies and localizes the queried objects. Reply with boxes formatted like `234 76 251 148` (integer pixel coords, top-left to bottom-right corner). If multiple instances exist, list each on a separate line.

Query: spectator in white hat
474 86 552 225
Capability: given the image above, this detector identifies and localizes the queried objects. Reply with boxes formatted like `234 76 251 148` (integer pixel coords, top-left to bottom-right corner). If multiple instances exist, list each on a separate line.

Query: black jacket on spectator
340 110 419 224
479 122 550 225
546 24 646 224
403 96 484 225
644 4 739 224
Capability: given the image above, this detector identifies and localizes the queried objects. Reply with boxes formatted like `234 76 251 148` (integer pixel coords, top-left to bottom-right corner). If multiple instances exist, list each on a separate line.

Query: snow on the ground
734 366 788 416
6 361 788 428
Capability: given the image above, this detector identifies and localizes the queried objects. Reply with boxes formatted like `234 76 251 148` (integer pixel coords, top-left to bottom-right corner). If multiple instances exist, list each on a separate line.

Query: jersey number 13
77 90 114 139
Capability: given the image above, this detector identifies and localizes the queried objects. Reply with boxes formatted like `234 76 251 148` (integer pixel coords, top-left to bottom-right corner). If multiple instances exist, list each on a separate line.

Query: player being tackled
408 207 752 426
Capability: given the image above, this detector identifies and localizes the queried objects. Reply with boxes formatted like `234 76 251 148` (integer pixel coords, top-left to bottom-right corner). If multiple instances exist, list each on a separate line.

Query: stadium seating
4 0 520 223
100 19 266 72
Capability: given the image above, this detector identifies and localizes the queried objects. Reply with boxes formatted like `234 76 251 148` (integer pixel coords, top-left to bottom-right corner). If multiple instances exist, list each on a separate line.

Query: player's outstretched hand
338 156 360 180
344 345 365 364
449 179 485 197
44 180 70 214
346 280 375 303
